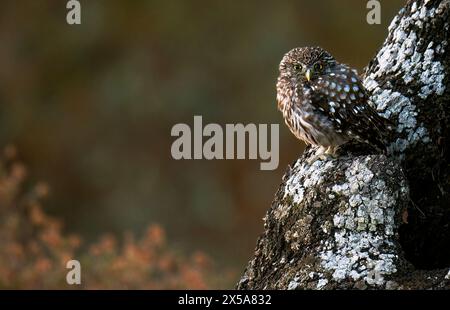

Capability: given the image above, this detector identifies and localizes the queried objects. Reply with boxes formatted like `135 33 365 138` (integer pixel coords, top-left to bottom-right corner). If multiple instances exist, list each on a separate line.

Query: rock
237 0 450 290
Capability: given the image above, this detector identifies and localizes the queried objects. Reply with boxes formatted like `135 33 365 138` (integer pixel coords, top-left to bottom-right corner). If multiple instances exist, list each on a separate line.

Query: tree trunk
237 0 450 290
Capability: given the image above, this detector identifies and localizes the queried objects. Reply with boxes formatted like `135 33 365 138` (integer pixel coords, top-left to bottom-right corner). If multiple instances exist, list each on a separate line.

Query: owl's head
278 46 336 84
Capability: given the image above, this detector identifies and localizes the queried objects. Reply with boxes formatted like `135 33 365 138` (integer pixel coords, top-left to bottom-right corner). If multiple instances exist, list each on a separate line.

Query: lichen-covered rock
238 150 412 289
238 0 450 290
363 0 450 270
237 148 450 289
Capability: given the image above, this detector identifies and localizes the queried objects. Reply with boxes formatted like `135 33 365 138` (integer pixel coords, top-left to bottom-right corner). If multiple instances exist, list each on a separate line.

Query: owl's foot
325 145 339 157
307 146 338 165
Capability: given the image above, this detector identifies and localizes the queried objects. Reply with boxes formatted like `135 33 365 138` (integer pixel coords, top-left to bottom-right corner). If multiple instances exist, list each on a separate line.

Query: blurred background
0 0 404 288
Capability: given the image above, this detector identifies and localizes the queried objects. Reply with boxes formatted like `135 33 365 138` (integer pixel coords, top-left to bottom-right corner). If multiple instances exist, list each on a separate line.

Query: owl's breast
280 88 349 148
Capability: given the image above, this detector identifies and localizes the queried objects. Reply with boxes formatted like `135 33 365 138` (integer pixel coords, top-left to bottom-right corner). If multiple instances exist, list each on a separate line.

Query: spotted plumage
276 46 390 161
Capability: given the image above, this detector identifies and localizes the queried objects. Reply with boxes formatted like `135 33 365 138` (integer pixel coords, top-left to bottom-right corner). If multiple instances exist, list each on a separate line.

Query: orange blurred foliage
0 146 234 289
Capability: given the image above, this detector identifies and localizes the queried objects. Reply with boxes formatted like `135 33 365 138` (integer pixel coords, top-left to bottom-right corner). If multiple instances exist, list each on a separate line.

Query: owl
276 46 391 162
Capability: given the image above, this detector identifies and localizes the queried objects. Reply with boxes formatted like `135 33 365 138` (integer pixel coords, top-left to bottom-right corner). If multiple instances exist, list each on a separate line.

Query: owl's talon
325 146 339 158
306 146 335 164
318 154 330 161
307 153 333 165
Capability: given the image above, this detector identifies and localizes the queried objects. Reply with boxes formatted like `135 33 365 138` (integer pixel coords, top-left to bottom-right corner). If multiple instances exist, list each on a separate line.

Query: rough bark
237 0 450 290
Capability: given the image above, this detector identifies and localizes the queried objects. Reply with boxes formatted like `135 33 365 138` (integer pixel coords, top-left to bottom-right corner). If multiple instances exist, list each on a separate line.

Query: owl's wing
310 65 390 149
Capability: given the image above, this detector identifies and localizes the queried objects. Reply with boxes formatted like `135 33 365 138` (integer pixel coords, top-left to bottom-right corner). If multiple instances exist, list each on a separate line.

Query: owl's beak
305 69 311 82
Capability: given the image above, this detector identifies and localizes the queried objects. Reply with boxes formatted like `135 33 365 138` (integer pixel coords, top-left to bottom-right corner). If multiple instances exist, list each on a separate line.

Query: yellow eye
315 63 323 70
293 63 302 71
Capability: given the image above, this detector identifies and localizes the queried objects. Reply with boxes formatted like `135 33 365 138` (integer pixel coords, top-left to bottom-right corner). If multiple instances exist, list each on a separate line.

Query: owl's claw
306 153 331 165
325 146 339 158
306 146 338 165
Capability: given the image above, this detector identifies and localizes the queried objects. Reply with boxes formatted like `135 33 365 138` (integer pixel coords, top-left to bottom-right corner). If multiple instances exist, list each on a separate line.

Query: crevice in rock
399 206 450 270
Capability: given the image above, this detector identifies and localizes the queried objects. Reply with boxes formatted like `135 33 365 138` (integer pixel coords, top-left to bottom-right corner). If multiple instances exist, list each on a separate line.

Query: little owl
276 46 391 163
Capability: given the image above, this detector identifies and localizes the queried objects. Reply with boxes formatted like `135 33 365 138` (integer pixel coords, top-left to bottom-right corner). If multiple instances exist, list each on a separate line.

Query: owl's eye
314 63 324 71
293 63 303 71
